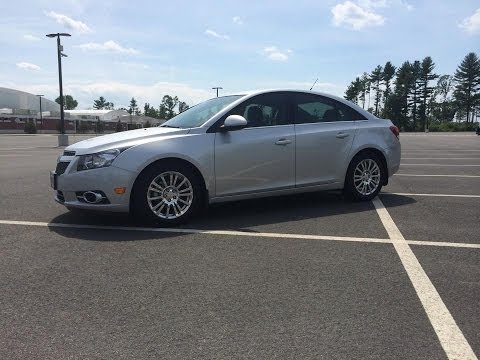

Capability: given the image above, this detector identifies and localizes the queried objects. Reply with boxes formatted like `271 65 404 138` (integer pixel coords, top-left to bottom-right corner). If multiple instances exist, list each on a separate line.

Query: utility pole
36 95 44 130
212 87 222 97
46 32 71 146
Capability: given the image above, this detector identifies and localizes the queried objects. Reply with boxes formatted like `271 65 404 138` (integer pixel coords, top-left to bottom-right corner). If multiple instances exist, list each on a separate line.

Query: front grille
56 191 65 203
63 150 76 156
55 161 70 175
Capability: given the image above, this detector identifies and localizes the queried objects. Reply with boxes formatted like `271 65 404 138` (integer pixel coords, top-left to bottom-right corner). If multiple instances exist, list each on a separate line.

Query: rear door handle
275 139 292 145
336 132 350 139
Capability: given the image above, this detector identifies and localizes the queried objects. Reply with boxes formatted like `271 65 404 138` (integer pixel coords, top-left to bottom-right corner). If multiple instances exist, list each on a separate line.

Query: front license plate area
50 171 58 190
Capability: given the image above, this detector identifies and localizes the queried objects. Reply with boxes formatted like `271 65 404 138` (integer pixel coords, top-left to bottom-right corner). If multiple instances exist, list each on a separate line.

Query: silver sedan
51 90 401 225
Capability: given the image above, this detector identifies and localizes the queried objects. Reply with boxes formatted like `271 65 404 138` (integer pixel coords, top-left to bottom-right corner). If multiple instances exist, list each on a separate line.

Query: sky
1 0 479 110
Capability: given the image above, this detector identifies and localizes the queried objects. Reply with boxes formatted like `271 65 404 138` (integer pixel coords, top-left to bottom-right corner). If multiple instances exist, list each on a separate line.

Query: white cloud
16 62 41 71
331 1 385 30
76 41 139 55
262 46 291 61
114 62 149 70
205 29 230 40
6 81 212 110
459 8 480 34
233 16 243 25
23 34 40 41
358 0 387 8
45 11 92 34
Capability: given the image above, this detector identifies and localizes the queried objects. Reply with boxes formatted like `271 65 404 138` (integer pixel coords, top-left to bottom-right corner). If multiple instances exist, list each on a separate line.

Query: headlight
77 149 123 171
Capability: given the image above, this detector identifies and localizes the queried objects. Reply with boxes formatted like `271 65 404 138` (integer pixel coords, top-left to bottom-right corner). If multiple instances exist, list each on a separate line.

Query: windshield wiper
160 124 181 128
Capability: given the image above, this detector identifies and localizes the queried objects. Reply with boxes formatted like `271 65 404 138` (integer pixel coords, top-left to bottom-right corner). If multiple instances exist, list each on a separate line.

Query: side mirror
220 115 248 132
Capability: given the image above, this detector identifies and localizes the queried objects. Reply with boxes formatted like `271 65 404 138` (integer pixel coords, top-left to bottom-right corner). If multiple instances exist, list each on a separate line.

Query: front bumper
53 160 136 212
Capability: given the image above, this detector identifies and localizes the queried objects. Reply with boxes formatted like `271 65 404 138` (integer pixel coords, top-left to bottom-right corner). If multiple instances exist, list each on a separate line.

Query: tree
345 77 362 104
160 95 179 120
143 103 154 118
418 56 439 130
386 61 414 130
382 61 396 117
359 73 370 109
55 95 78 110
93 96 107 109
454 52 480 122
430 75 456 123
178 101 190 113
370 65 383 116
93 96 114 110
128 97 138 116
408 60 422 129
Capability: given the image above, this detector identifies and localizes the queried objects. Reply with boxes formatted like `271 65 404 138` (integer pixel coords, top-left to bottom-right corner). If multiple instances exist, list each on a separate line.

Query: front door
214 92 295 197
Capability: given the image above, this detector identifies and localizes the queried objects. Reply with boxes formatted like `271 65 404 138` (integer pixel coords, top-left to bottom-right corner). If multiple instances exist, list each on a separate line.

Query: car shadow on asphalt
48 192 416 242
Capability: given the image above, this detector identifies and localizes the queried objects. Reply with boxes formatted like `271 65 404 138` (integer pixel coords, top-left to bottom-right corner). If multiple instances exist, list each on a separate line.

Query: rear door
293 93 364 187
214 92 295 197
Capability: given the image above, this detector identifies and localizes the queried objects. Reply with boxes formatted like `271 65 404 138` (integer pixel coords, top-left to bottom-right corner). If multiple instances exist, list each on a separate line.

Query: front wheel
132 162 204 226
344 153 384 201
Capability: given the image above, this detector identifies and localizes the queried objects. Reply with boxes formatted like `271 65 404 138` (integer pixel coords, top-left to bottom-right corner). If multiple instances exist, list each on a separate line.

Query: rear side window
294 93 366 123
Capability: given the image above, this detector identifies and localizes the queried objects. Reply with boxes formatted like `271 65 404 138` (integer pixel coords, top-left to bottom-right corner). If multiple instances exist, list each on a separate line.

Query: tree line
344 52 480 131
55 94 190 121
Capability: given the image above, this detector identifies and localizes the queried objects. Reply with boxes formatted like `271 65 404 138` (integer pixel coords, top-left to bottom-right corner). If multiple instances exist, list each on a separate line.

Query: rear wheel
132 162 204 226
344 152 384 201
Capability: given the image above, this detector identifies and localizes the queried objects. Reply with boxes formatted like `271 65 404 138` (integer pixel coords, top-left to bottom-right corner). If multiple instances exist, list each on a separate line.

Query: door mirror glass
221 115 248 131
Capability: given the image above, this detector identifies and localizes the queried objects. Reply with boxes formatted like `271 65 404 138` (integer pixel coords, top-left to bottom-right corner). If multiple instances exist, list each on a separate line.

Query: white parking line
382 192 480 198
403 158 479 160
395 174 480 178
401 164 480 167
0 154 32 157
0 219 479 249
403 150 480 152
372 198 477 360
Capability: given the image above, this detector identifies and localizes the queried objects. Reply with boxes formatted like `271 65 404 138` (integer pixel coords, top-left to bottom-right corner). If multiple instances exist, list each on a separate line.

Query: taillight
390 125 400 140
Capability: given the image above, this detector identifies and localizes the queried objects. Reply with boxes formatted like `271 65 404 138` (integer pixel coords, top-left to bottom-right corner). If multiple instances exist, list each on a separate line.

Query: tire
343 152 385 201
132 162 204 226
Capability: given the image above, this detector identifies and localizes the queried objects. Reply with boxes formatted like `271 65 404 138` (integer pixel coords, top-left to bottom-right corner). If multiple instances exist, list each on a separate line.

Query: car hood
65 127 190 155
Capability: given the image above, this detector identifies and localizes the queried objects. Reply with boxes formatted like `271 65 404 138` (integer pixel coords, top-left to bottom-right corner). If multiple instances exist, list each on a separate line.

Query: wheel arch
347 147 389 186
129 157 208 214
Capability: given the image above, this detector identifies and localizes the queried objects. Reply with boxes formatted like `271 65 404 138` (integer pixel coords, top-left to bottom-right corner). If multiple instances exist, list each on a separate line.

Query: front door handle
275 138 292 145
336 132 350 139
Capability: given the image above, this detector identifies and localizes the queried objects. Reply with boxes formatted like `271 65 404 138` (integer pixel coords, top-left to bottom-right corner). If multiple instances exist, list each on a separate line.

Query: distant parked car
51 90 401 225
476 125 480 135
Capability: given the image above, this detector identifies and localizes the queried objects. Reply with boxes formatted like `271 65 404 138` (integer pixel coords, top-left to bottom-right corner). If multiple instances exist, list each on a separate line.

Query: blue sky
1 0 479 109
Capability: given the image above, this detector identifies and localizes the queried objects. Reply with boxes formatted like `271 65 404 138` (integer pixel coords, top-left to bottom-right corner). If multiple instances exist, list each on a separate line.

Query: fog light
114 187 126 194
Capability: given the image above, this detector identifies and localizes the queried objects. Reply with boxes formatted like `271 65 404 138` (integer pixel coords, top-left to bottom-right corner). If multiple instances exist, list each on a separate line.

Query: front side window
295 93 366 124
228 93 290 128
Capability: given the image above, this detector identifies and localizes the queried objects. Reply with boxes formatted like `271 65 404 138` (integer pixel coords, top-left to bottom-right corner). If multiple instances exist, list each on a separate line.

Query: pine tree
370 65 383 117
418 56 439 130
382 61 396 117
454 52 480 122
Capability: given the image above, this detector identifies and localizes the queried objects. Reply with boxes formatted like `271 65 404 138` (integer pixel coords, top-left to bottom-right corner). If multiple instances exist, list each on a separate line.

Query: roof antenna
310 78 318 91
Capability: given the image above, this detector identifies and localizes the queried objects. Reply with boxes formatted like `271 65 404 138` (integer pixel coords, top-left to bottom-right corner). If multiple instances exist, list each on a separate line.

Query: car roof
225 89 376 120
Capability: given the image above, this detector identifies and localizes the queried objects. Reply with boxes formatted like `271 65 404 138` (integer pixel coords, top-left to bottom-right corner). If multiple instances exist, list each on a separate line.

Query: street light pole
46 32 71 146
36 95 44 130
212 87 222 97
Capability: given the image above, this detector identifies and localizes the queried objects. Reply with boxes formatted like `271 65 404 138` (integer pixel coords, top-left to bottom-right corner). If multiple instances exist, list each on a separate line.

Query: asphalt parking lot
0 133 479 359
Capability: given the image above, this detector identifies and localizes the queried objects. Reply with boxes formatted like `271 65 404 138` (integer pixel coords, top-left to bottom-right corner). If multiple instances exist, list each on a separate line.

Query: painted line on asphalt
402 158 479 160
0 154 32 157
403 150 480 152
381 192 480 198
0 219 391 244
0 219 479 249
401 164 480 167
395 174 480 178
0 147 58 151
372 197 477 360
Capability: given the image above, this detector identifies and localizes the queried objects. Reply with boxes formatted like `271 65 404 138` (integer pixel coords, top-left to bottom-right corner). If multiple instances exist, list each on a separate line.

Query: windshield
160 95 243 128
